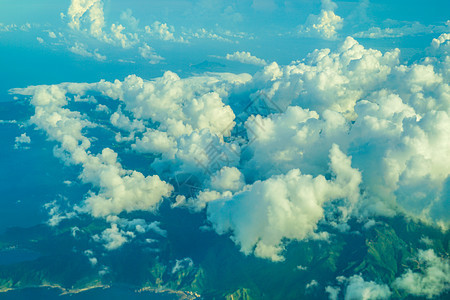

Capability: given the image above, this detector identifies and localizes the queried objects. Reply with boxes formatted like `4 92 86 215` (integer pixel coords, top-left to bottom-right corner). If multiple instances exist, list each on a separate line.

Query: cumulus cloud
12 84 173 219
93 223 135 250
394 249 450 298
67 0 139 48
325 286 340 300
226 51 267 66
252 37 400 117
14 133 31 149
145 21 184 42
11 32 450 255
246 35 449 224
207 144 361 261
67 0 105 39
344 275 391 300
298 0 343 40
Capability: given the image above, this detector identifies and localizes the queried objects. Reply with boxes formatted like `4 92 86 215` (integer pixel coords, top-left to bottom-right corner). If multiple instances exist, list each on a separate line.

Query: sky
0 0 449 299
0 0 449 95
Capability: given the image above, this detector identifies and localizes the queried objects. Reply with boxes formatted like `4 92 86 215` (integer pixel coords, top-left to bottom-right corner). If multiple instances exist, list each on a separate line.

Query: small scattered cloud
226 51 267 66
354 21 450 39
69 42 106 60
14 133 31 149
145 21 184 42
138 43 164 64
298 0 343 40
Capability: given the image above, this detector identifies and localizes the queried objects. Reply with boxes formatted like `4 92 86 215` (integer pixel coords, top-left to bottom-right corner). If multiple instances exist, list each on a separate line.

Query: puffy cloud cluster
12 33 450 256
207 145 361 261
145 21 184 42
394 249 450 298
298 0 343 40
12 84 173 219
246 36 449 224
67 0 105 38
226 51 267 66
253 37 400 116
67 0 140 49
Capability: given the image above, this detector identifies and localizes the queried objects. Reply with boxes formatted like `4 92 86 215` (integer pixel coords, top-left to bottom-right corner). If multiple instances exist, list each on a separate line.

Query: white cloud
67 0 105 39
184 28 234 43
36 37 44 44
93 223 135 250
171 257 194 273
14 133 31 149
354 21 450 39
48 31 57 39
138 43 164 64
67 0 139 48
252 37 400 117
11 33 450 255
298 0 343 40
145 21 184 42
69 42 106 60
325 286 340 300
110 107 145 132
12 84 173 219
110 23 138 48
344 275 391 300
226 51 267 66
0 23 32 32
208 167 245 193
207 144 361 261
394 249 450 298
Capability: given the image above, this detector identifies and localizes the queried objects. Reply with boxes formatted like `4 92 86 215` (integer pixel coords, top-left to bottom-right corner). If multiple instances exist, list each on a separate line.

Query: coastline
0 283 201 299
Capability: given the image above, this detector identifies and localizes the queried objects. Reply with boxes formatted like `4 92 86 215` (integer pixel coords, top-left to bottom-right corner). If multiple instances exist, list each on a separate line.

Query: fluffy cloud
94 223 135 250
12 84 173 219
14 133 31 149
252 37 400 117
67 0 139 48
145 21 184 42
11 32 450 255
394 249 450 298
344 275 391 300
67 0 105 38
298 0 343 40
207 144 361 261
226 51 267 66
